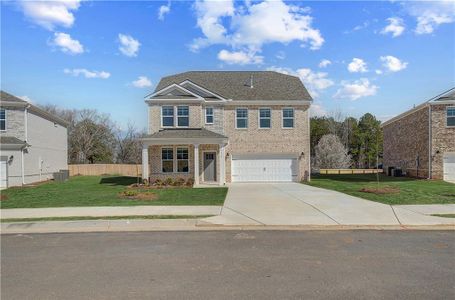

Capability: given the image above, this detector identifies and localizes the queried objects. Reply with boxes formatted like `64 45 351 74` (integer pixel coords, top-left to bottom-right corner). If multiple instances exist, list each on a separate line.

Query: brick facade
383 103 455 179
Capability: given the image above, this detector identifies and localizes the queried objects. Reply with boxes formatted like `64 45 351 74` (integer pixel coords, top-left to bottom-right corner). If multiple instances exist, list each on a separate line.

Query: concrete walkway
0 206 222 219
200 183 455 227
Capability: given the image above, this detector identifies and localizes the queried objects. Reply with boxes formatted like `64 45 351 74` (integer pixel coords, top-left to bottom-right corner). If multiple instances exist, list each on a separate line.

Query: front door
204 152 216 182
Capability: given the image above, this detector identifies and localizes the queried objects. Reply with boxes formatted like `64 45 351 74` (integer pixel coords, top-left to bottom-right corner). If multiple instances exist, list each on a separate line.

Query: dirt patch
0 194 8 201
360 186 400 194
119 190 158 201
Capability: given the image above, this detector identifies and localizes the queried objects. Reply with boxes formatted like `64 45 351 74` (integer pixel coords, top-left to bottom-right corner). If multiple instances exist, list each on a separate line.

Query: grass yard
0 176 228 209
306 174 455 205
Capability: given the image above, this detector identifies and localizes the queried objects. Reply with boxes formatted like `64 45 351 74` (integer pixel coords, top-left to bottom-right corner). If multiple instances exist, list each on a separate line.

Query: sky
1 0 454 130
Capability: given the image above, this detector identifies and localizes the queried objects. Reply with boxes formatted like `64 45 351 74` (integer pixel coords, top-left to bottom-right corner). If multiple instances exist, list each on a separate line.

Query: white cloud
334 78 378 101
268 66 334 98
276 51 286 60
19 95 32 103
310 102 327 117
18 0 81 30
118 34 140 57
347 58 368 73
191 0 324 57
318 59 331 68
381 17 405 37
403 1 455 34
375 69 383 75
51 32 84 54
158 2 171 21
218 49 263 65
380 55 408 72
132 76 152 88
64 68 111 79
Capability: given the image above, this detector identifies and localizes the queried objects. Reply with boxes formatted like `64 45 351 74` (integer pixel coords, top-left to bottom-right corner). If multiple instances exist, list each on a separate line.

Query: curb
1 219 454 234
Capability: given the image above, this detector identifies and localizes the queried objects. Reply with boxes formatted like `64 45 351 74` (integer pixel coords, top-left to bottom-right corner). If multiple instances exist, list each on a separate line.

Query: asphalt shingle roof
434 89 455 101
145 128 227 139
0 136 26 145
154 71 312 101
0 91 27 103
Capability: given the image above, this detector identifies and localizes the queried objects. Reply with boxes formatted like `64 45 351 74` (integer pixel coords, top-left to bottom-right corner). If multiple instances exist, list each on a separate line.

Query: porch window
259 108 271 128
205 107 214 124
162 106 174 127
162 148 174 173
177 148 189 173
177 106 189 127
447 107 455 127
282 108 294 128
236 108 248 129
0 109 5 131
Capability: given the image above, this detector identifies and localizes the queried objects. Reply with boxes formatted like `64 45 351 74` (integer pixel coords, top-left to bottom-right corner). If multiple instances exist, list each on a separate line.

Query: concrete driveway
201 183 455 226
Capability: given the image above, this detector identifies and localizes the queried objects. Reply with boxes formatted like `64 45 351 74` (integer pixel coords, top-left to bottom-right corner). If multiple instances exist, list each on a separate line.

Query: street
1 230 454 299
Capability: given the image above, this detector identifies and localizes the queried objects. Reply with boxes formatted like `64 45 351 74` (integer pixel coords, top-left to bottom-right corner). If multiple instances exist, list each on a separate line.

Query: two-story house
141 71 312 185
382 88 455 182
0 91 68 188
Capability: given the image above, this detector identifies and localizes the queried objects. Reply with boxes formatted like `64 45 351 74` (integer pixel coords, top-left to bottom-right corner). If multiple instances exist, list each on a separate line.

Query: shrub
175 178 186 186
186 177 194 187
164 177 174 186
121 190 138 197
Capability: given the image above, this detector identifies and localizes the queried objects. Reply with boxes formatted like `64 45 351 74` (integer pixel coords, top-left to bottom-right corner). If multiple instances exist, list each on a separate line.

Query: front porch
141 129 228 186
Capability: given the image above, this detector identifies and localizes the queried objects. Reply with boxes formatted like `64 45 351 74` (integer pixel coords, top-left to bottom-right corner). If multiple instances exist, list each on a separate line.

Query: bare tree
314 134 352 169
115 122 144 164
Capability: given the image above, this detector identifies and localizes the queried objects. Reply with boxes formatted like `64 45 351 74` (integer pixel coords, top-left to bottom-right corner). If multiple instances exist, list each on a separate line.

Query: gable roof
154 71 312 101
0 90 69 127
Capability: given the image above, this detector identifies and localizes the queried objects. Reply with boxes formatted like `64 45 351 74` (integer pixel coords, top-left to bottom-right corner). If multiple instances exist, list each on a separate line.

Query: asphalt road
2 231 454 300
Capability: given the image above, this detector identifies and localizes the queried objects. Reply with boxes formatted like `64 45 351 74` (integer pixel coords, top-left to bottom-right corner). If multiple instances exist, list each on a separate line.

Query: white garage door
232 156 297 182
443 153 455 183
0 160 8 189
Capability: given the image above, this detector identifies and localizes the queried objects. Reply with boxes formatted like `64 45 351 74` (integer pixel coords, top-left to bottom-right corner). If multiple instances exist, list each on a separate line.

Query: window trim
0 108 6 132
176 105 190 128
176 147 189 174
282 107 295 129
235 107 248 129
161 106 175 128
258 107 271 129
161 147 174 173
447 106 455 128
205 106 214 125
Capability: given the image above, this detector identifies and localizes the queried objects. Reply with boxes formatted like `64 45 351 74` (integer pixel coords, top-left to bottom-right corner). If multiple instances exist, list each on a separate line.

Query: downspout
21 104 30 185
428 104 432 179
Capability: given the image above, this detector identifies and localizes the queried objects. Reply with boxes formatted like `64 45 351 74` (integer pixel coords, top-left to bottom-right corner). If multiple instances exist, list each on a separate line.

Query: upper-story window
162 106 174 127
259 108 271 129
236 108 248 129
448 107 455 127
0 108 5 131
282 108 294 128
177 106 189 127
205 107 214 124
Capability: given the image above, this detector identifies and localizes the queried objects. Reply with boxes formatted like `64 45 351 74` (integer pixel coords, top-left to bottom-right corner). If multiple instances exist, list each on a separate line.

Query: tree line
40 104 145 164
311 112 383 169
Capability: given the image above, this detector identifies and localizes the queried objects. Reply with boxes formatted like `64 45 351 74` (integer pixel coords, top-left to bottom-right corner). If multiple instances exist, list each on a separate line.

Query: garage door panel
232 157 297 182
443 153 455 183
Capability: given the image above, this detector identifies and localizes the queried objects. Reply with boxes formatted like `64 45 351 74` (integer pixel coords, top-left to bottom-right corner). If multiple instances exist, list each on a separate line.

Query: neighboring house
0 91 68 188
141 71 312 185
381 88 455 182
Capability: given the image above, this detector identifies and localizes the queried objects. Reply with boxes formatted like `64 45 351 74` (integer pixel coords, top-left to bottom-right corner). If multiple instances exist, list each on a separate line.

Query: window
282 108 294 128
0 108 5 131
259 108 271 128
236 108 248 129
162 106 174 127
161 148 174 173
177 148 189 173
205 107 214 124
177 106 189 127
447 107 455 127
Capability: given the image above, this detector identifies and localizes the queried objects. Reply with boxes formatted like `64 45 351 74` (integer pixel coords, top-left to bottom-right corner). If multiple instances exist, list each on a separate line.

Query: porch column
141 144 149 181
219 143 226 186
194 144 200 186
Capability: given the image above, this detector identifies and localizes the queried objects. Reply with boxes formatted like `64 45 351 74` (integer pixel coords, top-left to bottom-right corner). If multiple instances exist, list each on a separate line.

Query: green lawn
306 174 455 205
0 176 228 209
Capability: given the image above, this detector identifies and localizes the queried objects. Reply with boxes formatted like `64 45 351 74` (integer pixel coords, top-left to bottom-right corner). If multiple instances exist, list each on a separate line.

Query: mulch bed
360 186 400 195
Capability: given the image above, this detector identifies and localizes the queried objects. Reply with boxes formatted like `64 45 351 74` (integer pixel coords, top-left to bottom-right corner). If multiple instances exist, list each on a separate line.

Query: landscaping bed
0 176 227 209
306 174 455 205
